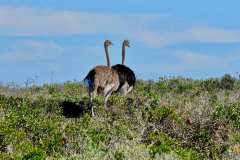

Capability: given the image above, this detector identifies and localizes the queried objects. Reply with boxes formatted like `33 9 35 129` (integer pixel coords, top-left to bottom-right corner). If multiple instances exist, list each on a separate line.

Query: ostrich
84 40 120 116
112 40 136 95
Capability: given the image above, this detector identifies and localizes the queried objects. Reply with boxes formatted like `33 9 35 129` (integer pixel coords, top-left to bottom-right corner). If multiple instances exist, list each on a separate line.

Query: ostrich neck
122 43 126 65
105 45 111 68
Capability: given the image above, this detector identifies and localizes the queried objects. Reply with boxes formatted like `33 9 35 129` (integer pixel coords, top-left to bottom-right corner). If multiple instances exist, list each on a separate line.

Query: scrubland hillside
0 74 240 159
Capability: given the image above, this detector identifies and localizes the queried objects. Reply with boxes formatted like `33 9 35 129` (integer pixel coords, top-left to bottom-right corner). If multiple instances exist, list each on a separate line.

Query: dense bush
213 103 240 129
0 75 240 159
220 74 236 90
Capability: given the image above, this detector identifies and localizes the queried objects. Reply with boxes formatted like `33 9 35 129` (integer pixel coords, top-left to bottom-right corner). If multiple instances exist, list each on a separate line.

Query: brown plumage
84 40 119 116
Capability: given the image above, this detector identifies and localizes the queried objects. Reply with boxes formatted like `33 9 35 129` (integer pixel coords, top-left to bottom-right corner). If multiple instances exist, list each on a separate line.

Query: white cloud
0 6 239 48
226 52 240 62
173 50 240 71
0 40 63 62
134 27 240 48
134 49 240 74
0 6 156 36
20 40 63 52
0 6 240 51
174 51 227 69
189 27 240 43
0 51 43 62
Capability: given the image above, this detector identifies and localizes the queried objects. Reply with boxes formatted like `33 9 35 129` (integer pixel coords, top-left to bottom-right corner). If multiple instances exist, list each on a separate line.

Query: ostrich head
104 40 113 47
123 40 130 47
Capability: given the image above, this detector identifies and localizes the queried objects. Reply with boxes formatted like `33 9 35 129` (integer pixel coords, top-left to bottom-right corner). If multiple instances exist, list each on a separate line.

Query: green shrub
22 149 46 160
0 77 240 159
213 103 240 129
220 74 235 90
146 131 200 159
200 78 220 91
114 150 125 160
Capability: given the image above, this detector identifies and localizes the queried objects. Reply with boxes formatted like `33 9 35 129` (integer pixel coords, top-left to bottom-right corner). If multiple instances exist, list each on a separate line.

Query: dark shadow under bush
60 101 88 118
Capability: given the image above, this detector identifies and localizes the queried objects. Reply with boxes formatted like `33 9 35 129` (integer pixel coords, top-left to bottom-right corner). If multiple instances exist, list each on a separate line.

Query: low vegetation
0 74 240 159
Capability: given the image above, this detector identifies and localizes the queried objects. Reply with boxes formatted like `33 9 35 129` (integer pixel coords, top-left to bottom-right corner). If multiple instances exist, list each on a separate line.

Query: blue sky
0 1 240 85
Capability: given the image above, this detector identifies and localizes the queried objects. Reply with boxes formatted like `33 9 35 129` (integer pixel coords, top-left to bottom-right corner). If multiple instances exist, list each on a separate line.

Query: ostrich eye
124 40 130 46
105 40 112 46
125 41 130 47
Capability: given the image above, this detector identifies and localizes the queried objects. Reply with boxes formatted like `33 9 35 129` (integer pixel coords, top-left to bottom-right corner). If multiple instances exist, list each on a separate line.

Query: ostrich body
112 40 136 95
84 40 119 116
